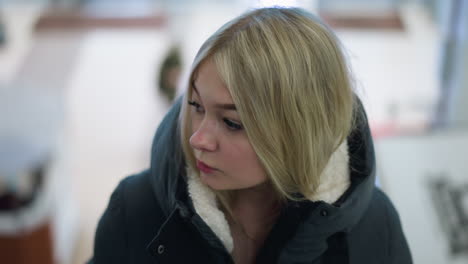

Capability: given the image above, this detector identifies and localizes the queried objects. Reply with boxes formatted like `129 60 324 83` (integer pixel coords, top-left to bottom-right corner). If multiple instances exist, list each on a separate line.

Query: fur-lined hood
149 96 376 261
187 139 350 253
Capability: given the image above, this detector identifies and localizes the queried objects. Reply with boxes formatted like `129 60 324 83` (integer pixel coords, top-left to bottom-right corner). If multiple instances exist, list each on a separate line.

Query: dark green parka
90 98 412 264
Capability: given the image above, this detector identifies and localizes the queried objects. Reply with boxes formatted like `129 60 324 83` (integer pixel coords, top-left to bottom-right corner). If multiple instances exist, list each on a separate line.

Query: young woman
90 7 412 264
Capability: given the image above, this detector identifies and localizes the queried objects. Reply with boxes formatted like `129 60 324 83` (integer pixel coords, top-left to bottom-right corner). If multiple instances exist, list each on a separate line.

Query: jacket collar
275 103 376 262
148 96 376 259
186 138 351 253
149 97 186 217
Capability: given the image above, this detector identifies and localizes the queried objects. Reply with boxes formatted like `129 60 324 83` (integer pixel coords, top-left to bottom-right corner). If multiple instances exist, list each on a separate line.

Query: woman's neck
230 182 282 240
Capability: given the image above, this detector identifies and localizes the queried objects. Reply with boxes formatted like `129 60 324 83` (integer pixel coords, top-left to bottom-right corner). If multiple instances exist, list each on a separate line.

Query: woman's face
189 60 268 190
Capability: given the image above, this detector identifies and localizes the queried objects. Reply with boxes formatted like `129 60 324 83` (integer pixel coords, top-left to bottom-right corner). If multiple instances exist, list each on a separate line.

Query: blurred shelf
321 11 404 31
35 9 168 31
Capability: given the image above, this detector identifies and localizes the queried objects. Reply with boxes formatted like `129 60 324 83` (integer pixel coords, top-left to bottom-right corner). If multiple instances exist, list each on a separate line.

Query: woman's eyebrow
215 103 237 111
192 81 200 95
192 82 237 111
192 81 200 96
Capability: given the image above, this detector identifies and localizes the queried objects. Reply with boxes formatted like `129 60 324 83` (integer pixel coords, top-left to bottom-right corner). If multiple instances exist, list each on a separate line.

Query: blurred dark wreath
158 45 182 103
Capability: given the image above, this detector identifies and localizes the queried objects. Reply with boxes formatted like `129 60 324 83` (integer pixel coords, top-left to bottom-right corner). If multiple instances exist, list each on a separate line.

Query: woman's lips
197 160 215 174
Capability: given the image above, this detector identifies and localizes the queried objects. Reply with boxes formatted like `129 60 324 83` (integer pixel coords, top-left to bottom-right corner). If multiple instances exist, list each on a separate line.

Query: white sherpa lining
187 167 234 252
187 140 350 253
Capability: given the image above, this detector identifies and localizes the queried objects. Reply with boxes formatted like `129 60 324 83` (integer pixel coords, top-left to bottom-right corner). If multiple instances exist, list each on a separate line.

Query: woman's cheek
190 114 201 133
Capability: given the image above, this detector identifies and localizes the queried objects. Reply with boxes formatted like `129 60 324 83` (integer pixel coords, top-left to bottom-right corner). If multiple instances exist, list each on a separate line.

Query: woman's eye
188 100 204 113
223 118 243 131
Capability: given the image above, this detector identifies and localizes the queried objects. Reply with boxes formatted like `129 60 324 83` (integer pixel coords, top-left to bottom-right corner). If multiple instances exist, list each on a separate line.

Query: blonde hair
180 7 356 205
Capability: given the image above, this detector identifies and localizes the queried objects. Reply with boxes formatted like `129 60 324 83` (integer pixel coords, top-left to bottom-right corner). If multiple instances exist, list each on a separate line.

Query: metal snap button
157 245 165 254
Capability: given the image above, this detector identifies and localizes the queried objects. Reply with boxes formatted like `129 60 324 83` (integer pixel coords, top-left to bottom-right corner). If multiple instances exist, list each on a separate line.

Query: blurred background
0 0 467 263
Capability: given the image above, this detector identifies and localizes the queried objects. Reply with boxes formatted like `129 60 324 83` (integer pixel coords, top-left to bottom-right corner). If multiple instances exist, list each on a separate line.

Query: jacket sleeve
88 179 128 263
381 190 413 264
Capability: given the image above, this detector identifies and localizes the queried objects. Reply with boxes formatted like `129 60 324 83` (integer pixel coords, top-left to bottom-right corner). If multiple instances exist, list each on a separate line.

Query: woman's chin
199 172 231 190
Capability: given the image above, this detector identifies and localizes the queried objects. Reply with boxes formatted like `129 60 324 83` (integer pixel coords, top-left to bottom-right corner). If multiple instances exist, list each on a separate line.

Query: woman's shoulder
368 187 403 225
353 187 406 234
91 170 167 263
117 170 154 204
106 170 164 223
348 187 412 263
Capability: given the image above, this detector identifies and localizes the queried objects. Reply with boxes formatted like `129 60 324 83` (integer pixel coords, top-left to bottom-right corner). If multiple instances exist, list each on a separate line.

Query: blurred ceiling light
82 1 156 18
253 0 300 8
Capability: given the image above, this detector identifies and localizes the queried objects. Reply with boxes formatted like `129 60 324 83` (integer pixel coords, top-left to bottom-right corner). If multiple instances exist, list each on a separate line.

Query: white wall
376 130 468 264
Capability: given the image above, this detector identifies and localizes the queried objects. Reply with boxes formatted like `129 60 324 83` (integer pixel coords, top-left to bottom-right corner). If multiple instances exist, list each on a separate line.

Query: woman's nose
189 121 218 152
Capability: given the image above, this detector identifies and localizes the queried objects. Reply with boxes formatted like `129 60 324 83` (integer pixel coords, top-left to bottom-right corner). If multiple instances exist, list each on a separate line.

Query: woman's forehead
193 60 234 105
